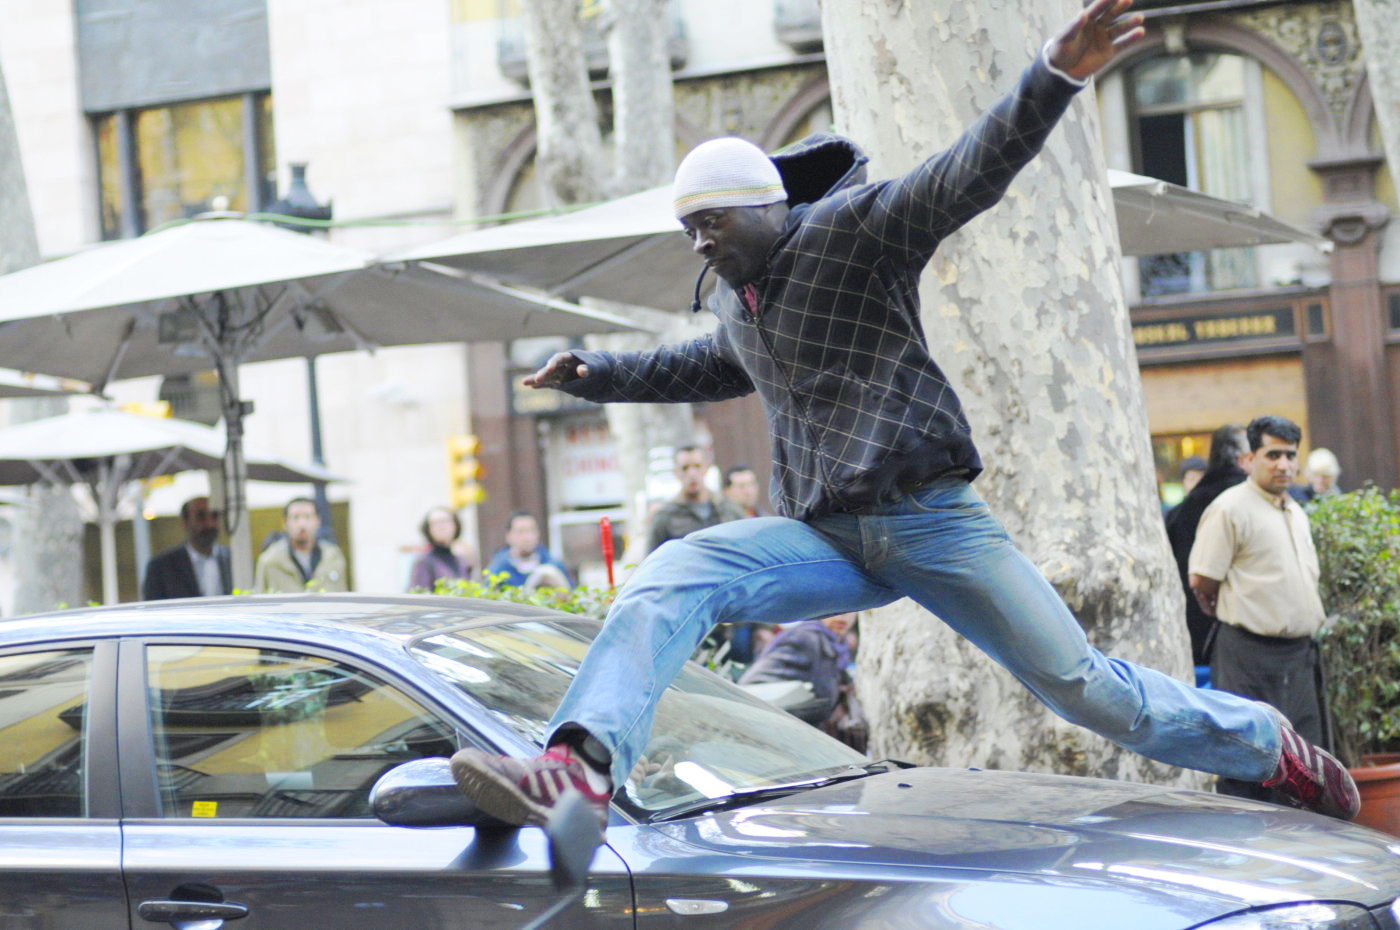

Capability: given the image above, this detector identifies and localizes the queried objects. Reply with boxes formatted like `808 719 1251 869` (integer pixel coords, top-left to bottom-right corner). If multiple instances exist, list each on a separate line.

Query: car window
411 621 865 816
145 645 458 819
0 649 93 818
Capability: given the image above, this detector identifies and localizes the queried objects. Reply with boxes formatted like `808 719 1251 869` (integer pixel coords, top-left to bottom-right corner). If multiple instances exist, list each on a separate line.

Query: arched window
1126 51 1261 296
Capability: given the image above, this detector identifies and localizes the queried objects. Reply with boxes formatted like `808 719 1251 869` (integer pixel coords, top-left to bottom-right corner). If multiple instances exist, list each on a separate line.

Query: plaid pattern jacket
563 59 1082 521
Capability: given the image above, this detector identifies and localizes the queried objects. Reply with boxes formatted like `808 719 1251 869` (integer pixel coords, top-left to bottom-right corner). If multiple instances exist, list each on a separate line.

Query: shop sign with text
1133 308 1296 351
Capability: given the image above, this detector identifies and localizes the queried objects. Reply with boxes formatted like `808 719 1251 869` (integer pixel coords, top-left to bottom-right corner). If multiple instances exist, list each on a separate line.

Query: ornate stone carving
1234 3 1365 129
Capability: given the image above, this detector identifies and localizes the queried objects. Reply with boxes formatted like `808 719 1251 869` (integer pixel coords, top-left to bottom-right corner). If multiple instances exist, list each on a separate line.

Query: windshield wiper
649 762 892 823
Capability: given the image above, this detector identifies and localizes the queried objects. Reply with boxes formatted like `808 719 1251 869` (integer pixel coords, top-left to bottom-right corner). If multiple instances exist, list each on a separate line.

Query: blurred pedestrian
722 464 766 517
1290 448 1341 505
485 511 572 589
647 445 743 554
142 496 231 600
1165 424 1249 666
254 497 349 593
408 506 476 591
1179 455 1207 496
1190 415 1333 804
739 613 855 725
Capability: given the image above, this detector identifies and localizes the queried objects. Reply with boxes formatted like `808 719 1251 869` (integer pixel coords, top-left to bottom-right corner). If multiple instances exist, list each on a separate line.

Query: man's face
675 449 709 499
284 501 321 549
1247 434 1300 497
182 497 220 553
822 613 854 639
725 469 759 511
506 515 539 557
681 205 785 288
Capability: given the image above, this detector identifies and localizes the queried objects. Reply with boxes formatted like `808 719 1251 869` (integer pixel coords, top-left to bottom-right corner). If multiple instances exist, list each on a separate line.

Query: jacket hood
771 132 869 208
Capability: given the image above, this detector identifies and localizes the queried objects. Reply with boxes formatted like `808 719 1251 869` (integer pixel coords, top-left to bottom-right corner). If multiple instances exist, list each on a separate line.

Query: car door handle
137 899 250 923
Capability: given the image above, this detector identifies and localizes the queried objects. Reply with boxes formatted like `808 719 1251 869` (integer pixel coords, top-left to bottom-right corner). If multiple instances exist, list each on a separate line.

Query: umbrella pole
96 460 118 605
221 362 255 591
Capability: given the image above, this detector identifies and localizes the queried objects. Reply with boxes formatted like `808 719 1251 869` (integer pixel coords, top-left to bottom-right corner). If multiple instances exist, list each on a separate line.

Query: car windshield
409 618 866 817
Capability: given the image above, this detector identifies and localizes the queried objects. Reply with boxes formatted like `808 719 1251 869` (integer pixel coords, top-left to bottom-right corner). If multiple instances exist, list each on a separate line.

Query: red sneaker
1262 723 1360 821
450 746 613 828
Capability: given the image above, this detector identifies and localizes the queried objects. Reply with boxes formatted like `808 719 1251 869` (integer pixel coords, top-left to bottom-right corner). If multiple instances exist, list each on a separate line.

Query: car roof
0 593 593 652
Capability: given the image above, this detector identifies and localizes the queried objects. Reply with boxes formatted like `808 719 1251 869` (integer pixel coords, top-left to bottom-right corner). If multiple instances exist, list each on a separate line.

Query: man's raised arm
851 0 1144 267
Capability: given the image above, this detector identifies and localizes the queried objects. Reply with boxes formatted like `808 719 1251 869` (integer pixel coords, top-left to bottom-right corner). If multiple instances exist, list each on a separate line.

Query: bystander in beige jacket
254 538 349 593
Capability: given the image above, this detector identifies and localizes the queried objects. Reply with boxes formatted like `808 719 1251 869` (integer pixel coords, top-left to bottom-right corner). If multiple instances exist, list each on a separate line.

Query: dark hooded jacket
561 58 1082 520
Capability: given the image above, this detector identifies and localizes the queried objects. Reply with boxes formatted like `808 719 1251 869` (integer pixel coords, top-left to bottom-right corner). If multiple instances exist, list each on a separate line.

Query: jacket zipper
742 280 845 513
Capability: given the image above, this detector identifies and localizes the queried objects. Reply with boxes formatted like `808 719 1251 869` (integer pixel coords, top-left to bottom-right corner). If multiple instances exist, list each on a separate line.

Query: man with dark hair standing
647 445 743 554
142 496 230 600
723 464 765 517
254 497 348 593
1165 424 1250 665
452 0 1359 828
485 511 572 589
1189 415 1331 804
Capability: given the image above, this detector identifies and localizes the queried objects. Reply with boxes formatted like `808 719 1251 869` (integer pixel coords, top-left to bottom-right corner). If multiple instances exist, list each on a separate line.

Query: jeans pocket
903 480 980 515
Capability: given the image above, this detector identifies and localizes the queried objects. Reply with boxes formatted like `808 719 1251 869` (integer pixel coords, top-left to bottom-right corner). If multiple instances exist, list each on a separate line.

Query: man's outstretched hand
523 351 589 389
1048 0 1146 82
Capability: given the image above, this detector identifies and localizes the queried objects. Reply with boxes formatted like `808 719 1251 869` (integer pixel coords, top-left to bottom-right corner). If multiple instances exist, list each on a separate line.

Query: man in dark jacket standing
452 0 1358 828
1165 424 1249 665
647 444 744 553
142 496 231 600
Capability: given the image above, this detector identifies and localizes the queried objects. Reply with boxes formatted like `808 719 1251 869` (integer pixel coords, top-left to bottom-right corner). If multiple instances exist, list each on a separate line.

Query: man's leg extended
452 515 895 825
869 478 1357 819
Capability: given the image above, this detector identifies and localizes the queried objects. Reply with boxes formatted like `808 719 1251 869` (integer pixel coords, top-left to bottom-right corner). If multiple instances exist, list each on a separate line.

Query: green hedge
426 572 616 618
1313 488 1400 767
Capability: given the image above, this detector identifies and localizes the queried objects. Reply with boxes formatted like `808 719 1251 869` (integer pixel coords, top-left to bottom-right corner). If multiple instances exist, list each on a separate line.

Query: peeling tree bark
822 0 1201 787
604 0 676 196
520 0 606 207
1352 0 1400 181
0 59 83 615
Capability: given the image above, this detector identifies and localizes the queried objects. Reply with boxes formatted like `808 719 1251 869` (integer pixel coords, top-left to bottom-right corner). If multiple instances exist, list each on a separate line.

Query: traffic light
446 433 485 508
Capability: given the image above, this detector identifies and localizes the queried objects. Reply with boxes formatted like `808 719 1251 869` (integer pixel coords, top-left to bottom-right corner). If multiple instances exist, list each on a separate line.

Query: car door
0 641 129 929
117 638 634 930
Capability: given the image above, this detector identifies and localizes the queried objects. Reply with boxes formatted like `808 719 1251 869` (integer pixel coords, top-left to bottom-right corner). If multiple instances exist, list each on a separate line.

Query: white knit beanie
672 137 787 220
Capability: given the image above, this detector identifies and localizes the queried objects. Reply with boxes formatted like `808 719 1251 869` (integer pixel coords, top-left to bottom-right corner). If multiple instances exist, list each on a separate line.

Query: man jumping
451 0 1359 826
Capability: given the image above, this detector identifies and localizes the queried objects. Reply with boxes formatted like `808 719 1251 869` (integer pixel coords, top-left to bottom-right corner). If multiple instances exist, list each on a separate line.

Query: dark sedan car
1 594 1397 929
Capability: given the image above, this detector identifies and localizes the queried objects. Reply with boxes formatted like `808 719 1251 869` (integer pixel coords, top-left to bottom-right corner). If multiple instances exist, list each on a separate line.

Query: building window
94 93 275 239
1129 52 1258 297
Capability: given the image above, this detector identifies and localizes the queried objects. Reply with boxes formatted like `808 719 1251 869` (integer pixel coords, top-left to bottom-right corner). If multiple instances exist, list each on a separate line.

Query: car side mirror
545 791 603 893
371 757 492 827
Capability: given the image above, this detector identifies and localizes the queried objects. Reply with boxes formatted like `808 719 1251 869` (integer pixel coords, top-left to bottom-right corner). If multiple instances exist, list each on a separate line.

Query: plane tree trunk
1352 0 1400 180
0 59 84 615
821 0 1202 786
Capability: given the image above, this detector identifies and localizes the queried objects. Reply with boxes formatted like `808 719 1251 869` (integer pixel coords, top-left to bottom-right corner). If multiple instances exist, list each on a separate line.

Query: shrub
427 572 616 618
1313 488 1400 767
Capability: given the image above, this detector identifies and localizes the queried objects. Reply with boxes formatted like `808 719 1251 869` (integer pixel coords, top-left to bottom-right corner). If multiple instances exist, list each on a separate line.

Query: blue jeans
549 478 1281 788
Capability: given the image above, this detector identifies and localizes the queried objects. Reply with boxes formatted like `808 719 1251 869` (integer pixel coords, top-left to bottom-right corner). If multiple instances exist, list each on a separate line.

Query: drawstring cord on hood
689 264 708 314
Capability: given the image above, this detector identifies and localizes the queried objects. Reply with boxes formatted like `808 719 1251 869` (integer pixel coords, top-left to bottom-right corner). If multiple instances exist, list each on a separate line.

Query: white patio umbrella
0 407 339 605
1105 169 1332 256
0 369 91 399
388 171 1331 312
0 217 647 588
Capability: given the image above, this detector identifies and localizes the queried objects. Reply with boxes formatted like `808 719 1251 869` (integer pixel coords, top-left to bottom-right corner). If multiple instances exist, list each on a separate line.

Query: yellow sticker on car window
191 801 218 818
